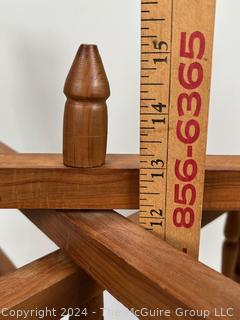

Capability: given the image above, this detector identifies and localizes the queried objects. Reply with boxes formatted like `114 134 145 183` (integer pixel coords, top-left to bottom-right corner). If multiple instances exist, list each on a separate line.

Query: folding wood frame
1 142 240 319
0 44 240 320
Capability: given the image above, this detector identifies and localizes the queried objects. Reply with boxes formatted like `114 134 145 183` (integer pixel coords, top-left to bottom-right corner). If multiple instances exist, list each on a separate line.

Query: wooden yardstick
139 0 216 258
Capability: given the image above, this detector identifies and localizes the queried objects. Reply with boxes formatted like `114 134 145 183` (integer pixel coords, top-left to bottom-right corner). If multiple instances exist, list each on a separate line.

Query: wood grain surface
0 143 104 318
63 44 110 168
0 152 138 209
222 212 240 279
0 248 16 276
75 295 103 320
0 250 102 319
24 210 240 320
164 0 216 258
236 238 240 282
0 150 239 211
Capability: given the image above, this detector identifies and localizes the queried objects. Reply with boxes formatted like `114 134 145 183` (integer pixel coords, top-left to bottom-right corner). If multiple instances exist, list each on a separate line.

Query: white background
0 1 238 319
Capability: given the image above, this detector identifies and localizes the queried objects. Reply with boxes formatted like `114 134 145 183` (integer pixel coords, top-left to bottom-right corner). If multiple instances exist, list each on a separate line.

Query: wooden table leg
234 235 240 283
222 211 240 279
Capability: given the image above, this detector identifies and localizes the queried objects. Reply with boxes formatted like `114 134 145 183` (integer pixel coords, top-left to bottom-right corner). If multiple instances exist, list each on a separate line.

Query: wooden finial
63 44 110 168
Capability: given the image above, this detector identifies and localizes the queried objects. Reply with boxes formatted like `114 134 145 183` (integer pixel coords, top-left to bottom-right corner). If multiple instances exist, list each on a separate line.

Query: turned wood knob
63 44 110 168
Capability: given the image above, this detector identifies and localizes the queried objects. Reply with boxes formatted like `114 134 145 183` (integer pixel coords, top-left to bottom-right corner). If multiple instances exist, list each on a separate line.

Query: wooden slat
0 144 104 318
0 250 102 319
204 156 240 211
0 153 138 210
0 248 16 275
0 151 239 211
23 209 240 319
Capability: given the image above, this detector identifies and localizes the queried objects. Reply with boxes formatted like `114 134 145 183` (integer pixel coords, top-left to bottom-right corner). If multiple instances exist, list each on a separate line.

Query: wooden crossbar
0 150 239 211
0 250 103 318
23 209 240 319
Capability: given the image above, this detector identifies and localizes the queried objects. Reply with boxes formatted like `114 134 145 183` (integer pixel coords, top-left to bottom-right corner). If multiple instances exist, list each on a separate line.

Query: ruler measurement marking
141 35 158 39
141 18 165 22
141 51 171 54
140 140 162 143
141 167 166 170
164 0 174 242
141 68 157 70
141 113 168 115
141 2 159 4
141 83 164 86
140 0 215 255
140 127 155 129
139 0 216 258
140 192 161 195
141 216 165 219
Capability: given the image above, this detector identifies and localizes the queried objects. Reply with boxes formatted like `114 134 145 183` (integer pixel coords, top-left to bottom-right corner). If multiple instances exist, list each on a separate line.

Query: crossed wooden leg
1 141 240 319
222 211 240 282
0 142 104 319
235 237 240 282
